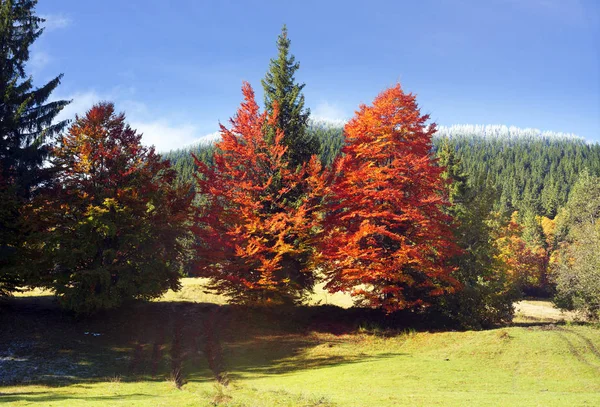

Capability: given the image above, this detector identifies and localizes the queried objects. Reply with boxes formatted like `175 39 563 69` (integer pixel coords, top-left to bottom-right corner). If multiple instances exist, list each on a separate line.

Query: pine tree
261 25 319 169
0 0 69 295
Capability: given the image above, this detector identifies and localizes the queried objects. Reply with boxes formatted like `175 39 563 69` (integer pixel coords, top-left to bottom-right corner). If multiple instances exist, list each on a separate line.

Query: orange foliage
191 83 321 304
494 212 548 292
316 84 460 312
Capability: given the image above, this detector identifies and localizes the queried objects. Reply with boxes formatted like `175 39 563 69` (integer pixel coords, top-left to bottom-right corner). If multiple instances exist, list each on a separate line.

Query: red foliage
317 84 460 312
191 83 321 304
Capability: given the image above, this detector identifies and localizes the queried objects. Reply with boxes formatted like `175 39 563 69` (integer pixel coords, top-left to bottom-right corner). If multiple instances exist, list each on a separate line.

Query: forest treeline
166 123 600 219
2 1 600 326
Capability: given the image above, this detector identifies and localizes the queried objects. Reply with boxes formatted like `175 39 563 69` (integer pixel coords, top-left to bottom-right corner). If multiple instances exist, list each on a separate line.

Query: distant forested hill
163 123 600 218
436 125 600 217
163 142 215 186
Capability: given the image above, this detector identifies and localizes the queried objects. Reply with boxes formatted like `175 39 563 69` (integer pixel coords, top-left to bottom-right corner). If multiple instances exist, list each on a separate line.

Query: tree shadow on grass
0 297 218 387
187 304 415 382
1 296 424 391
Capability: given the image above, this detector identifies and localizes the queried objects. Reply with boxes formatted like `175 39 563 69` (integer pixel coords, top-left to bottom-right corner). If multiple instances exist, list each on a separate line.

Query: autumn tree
0 0 69 296
192 82 321 305
493 212 547 294
317 84 460 313
262 25 319 169
520 210 553 296
27 103 192 314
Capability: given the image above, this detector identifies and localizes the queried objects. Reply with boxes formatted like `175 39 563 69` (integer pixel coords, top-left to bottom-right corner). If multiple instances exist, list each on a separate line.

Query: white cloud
131 120 203 153
40 14 72 31
52 90 216 152
312 101 348 125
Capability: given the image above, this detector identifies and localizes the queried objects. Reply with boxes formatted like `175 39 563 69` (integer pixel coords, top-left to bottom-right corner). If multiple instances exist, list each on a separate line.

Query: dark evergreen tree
431 139 518 329
261 25 319 169
522 211 546 250
308 121 345 166
520 210 552 296
0 0 69 296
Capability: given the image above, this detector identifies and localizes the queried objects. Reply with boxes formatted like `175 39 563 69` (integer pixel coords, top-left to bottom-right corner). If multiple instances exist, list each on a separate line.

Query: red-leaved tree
317 84 460 312
192 83 321 305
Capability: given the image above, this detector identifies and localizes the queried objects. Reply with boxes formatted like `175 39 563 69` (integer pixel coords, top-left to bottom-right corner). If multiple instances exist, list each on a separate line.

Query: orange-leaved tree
191 82 321 305
27 103 193 314
494 212 548 294
317 84 460 313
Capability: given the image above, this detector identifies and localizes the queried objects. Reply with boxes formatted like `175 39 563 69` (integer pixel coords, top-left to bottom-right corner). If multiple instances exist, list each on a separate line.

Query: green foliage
553 171 600 319
554 169 600 240
518 211 553 297
163 143 215 188
554 222 600 320
432 140 518 329
521 211 546 250
27 103 192 314
309 121 345 166
261 25 319 169
0 0 69 296
436 126 600 217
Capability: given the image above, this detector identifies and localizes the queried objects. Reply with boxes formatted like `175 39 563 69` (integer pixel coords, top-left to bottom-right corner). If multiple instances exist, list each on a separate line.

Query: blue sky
33 0 599 151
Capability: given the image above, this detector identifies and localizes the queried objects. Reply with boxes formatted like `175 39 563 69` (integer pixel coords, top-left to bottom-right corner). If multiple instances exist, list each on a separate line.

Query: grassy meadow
1 279 599 407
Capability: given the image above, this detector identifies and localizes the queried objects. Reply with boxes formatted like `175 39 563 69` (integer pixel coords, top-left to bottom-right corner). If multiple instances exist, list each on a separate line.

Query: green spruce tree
261 25 319 169
0 0 69 296
432 138 518 328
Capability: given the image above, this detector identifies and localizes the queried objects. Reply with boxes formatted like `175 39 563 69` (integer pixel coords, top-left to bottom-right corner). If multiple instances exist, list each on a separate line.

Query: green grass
1 280 599 406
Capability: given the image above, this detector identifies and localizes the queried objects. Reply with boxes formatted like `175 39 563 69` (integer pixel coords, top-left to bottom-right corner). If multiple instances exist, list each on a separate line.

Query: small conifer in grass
0 0 70 295
317 84 460 313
